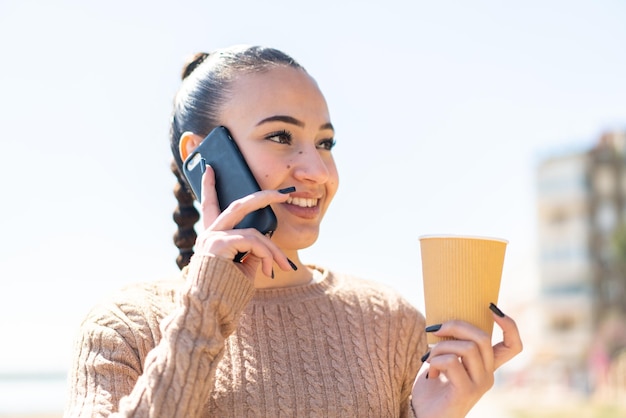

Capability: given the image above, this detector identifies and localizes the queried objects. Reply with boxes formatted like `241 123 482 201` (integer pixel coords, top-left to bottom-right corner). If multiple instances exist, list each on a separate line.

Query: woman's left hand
411 307 522 418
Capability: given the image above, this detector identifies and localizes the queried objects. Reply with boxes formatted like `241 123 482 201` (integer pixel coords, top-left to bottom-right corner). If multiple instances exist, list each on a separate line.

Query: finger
427 353 474 388
196 228 292 276
243 231 293 275
428 320 494 373
491 310 523 370
234 233 276 278
209 189 291 231
200 165 222 229
239 232 293 277
427 339 487 384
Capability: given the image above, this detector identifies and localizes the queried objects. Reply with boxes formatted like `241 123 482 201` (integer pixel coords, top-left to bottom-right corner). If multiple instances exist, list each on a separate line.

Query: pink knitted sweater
64 255 426 417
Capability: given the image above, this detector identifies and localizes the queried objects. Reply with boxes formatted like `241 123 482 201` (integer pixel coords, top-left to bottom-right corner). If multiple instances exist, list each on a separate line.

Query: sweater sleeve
64 255 255 418
398 305 427 418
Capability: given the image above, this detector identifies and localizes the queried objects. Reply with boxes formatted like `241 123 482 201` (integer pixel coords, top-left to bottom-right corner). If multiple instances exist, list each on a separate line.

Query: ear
179 131 205 162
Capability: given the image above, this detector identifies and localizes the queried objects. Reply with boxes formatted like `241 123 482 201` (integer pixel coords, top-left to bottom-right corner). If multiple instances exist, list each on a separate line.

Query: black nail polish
278 186 296 194
234 251 248 263
287 258 298 271
421 351 430 362
425 324 442 333
489 302 505 318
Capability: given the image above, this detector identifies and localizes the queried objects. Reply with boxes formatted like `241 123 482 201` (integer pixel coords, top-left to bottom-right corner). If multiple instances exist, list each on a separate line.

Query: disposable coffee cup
419 234 508 345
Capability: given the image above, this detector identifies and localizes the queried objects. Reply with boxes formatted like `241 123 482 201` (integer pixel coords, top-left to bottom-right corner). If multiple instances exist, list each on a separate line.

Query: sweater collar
251 265 335 303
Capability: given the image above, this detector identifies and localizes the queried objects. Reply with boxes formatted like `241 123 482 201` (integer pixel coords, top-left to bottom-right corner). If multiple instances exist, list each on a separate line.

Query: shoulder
321 268 427 356
321 267 425 324
326 268 413 304
67 278 185 384
78 277 183 343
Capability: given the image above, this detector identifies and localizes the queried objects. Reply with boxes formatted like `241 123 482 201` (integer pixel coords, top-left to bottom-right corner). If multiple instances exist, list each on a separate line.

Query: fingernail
287 258 298 271
489 302 505 318
420 351 430 362
234 251 248 263
278 186 296 194
425 324 442 333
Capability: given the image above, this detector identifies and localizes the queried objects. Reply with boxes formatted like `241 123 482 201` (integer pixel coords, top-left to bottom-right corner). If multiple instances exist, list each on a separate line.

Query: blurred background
1 0 625 416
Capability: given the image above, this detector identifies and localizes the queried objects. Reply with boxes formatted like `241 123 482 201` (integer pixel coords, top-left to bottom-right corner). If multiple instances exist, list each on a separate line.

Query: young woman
64 45 522 418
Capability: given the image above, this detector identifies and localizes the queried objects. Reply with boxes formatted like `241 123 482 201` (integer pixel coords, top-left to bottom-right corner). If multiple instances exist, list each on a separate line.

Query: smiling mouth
286 196 319 208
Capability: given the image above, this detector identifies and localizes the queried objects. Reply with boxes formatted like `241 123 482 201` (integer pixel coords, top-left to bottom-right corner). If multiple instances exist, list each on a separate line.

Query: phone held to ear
182 126 278 237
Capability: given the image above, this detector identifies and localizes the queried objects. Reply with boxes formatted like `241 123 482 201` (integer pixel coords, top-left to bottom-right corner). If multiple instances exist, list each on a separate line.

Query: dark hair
169 45 304 269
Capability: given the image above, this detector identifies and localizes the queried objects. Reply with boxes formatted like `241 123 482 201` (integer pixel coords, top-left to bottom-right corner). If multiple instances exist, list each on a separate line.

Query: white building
536 131 626 389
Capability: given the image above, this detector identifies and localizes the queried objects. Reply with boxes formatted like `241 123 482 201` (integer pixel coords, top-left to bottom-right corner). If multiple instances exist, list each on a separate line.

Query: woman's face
218 66 339 251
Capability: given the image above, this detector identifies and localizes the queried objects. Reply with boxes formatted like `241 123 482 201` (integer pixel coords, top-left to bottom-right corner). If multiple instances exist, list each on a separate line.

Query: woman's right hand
192 165 294 281
411 310 522 418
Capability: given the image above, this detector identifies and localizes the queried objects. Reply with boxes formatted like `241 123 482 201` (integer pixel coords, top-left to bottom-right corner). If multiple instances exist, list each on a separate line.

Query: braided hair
169 45 304 269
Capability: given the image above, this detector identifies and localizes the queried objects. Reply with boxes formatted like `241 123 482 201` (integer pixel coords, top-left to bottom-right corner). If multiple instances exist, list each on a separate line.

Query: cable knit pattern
343 295 376 416
264 305 292 416
371 291 396 417
290 303 323 416
239 311 261 417
64 255 427 417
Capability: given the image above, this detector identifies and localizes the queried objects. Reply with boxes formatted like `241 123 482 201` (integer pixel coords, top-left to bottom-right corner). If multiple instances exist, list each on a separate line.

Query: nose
292 146 331 184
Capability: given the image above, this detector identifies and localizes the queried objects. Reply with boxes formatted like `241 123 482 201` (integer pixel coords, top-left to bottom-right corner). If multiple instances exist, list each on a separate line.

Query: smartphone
182 126 277 236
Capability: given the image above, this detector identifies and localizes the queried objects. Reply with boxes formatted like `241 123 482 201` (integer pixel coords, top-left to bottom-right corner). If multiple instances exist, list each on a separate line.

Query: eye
317 138 336 151
265 129 292 144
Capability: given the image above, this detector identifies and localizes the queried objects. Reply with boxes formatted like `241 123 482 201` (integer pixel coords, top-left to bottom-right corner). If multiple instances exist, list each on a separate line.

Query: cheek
328 180 339 198
327 162 339 189
325 171 340 202
253 165 287 189
259 163 292 188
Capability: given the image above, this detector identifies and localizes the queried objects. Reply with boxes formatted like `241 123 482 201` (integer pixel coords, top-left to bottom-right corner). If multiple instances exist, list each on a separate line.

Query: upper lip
287 192 322 199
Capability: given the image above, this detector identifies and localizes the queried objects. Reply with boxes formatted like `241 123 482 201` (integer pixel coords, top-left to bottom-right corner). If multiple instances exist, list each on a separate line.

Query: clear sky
1 0 625 375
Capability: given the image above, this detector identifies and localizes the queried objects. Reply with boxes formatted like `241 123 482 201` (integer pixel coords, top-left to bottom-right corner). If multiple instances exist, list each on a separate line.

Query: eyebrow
256 115 334 132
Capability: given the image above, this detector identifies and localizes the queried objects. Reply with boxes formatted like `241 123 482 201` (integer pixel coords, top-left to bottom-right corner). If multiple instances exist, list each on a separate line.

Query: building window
595 201 616 232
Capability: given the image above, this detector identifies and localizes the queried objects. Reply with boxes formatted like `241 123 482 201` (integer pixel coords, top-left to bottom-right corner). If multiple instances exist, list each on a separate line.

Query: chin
273 228 319 250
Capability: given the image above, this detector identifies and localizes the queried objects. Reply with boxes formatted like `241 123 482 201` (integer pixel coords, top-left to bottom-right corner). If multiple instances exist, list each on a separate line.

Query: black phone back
182 126 277 236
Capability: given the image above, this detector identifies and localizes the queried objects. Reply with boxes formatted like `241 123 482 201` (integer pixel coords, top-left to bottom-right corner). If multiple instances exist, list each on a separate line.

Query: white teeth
286 196 318 208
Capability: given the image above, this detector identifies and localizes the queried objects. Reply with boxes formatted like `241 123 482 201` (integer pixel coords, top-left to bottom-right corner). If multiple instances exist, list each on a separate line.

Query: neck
253 252 313 289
